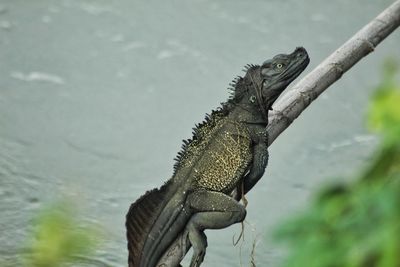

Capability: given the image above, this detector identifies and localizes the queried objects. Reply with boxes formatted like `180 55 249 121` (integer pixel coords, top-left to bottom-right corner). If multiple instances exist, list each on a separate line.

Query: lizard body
126 47 309 267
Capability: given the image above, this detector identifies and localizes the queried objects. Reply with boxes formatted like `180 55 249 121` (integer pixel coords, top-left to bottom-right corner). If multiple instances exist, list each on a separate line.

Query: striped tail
126 184 170 267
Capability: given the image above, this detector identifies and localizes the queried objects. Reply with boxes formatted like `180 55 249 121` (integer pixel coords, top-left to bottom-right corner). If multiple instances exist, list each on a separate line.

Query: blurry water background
0 0 399 266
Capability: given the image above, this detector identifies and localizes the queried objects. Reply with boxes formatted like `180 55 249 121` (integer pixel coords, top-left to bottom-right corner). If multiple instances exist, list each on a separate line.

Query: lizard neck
228 103 268 126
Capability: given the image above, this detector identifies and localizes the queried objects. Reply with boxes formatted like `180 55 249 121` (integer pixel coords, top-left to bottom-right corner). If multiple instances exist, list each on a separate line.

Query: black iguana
126 47 309 267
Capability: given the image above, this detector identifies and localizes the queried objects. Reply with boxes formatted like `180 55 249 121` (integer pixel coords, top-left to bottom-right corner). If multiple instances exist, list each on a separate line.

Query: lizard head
259 47 309 109
233 47 309 119
260 47 310 109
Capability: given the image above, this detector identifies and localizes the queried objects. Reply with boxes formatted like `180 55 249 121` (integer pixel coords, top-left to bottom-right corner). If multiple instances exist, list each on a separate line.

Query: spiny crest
173 108 227 174
172 63 260 175
227 75 243 100
228 64 260 103
242 63 257 72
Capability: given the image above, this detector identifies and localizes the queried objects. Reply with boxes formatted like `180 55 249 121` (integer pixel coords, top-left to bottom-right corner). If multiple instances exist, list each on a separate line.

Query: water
0 0 399 266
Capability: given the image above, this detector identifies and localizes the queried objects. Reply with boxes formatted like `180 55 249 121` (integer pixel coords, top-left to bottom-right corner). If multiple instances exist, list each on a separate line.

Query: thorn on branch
299 90 313 107
361 38 376 52
273 109 294 125
330 62 344 78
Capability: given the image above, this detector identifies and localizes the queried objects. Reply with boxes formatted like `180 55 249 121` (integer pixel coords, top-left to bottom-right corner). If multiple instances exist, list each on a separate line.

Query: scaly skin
126 47 310 267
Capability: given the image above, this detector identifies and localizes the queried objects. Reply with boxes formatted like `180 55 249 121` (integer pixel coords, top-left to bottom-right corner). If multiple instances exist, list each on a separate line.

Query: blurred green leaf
368 61 400 145
24 201 99 267
274 60 400 267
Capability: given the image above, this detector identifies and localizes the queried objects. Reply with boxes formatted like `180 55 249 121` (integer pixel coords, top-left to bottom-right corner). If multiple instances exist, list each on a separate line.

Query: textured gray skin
126 47 309 267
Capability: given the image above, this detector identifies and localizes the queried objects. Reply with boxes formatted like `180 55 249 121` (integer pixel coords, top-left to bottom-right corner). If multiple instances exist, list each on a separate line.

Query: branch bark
156 1 400 266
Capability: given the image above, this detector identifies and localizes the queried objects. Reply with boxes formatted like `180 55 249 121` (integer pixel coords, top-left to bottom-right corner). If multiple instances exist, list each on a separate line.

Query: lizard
126 47 309 267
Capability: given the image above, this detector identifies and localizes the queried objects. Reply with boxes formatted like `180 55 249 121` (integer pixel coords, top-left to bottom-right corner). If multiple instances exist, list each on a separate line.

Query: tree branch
267 0 400 145
156 1 400 266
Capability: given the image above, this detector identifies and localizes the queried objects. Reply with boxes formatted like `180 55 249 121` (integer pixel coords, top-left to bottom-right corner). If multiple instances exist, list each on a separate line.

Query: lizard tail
126 183 171 267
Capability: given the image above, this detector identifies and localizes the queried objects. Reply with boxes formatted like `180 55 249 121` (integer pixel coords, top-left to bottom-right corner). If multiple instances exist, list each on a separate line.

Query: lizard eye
276 63 283 69
249 95 256 103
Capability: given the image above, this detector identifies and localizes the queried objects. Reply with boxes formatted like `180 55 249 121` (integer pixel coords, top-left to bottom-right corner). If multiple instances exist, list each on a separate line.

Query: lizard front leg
243 140 268 195
234 129 269 202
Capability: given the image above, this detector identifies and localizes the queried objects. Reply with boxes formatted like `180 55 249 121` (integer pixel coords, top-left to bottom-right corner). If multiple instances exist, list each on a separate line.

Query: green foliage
368 60 400 146
274 62 400 267
24 201 98 267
